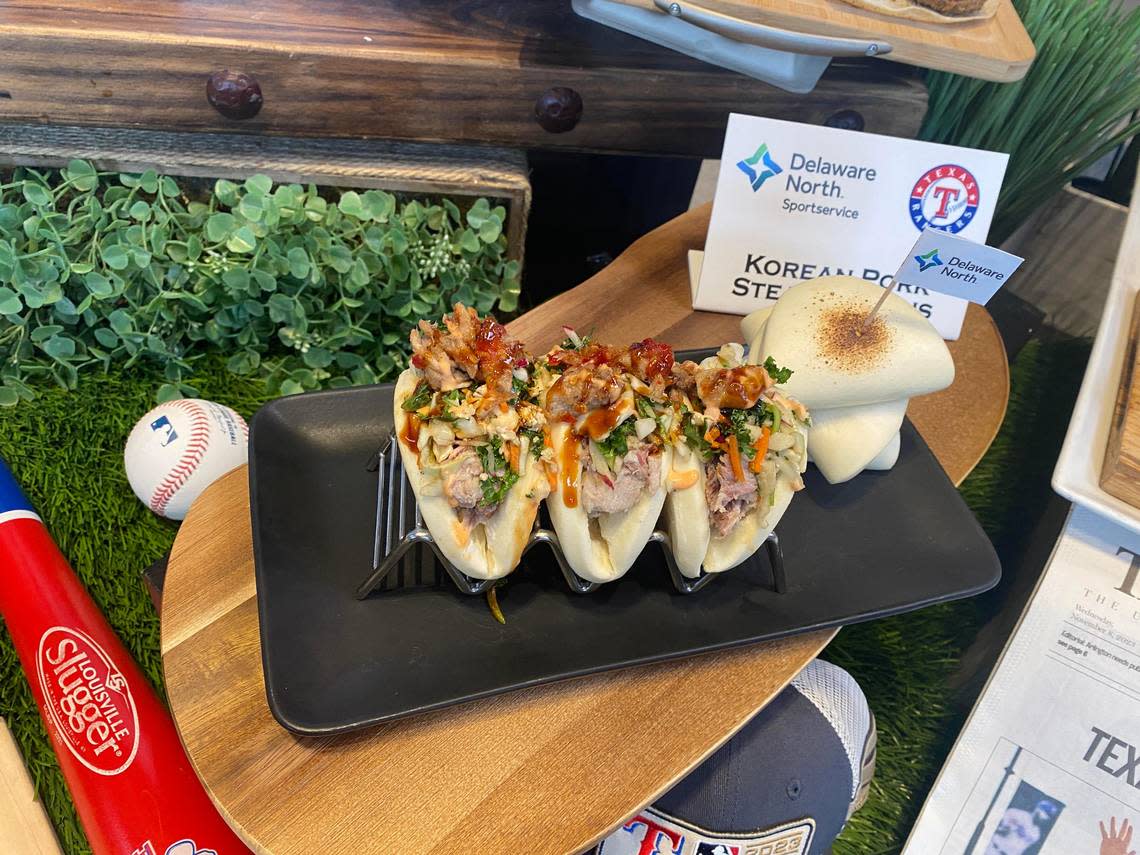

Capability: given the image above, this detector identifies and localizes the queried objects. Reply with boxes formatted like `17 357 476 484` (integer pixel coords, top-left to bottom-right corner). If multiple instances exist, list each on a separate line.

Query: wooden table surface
160 204 1008 854
0 0 928 156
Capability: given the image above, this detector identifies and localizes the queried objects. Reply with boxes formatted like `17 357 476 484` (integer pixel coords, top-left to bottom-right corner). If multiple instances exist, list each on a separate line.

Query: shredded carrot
704 426 721 448
726 434 744 481
487 587 506 625
749 426 772 474
508 441 520 474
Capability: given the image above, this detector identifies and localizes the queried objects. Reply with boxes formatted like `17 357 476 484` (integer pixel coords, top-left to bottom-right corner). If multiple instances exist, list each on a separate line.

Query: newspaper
904 505 1140 855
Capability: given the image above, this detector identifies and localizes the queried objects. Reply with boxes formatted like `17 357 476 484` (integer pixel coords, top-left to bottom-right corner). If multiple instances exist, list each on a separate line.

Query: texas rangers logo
149 415 178 447
909 164 979 233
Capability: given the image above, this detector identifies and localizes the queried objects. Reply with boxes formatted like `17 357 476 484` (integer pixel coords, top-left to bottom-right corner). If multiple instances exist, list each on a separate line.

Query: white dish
1052 190 1140 533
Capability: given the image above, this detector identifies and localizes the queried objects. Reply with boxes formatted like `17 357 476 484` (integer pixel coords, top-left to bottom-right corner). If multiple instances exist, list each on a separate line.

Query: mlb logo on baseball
124 399 249 521
149 415 178 447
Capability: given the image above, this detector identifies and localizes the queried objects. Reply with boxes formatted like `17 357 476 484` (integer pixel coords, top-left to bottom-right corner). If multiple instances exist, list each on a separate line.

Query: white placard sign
694 114 1010 340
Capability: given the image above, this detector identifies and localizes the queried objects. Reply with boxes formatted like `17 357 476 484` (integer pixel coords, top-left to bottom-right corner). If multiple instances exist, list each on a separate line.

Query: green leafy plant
920 0 1140 243
0 162 520 405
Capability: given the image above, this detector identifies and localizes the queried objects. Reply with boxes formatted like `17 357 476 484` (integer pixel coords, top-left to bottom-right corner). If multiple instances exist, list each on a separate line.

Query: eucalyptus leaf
64 159 97 189
0 287 21 314
156 383 183 403
206 212 237 242
41 335 76 360
227 226 257 254
338 191 365 219
100 244 129 271
21 182 52 208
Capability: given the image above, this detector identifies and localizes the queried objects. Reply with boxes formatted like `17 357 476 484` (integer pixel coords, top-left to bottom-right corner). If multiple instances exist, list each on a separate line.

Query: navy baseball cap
593 660 875 854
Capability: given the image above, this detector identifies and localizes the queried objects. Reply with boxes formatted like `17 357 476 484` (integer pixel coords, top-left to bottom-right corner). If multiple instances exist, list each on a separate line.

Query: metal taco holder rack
354 434 788 599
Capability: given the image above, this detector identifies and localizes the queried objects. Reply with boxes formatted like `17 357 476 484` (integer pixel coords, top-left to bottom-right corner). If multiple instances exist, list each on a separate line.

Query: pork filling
580 442 661 517
704 455 760 538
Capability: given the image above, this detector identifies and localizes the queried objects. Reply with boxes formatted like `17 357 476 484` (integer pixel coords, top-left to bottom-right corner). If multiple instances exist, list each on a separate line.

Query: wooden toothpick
861 284 894 332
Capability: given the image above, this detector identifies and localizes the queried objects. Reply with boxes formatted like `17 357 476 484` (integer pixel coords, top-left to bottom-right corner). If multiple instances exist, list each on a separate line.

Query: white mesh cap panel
791 659 871 799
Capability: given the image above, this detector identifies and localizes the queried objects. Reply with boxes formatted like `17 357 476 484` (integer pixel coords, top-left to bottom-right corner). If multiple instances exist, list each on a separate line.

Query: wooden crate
1101 291 1140 507
0 124 530 265
0 0 929 158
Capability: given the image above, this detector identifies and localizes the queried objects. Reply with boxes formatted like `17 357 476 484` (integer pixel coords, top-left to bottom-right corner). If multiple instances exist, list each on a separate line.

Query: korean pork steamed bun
743 275 954 483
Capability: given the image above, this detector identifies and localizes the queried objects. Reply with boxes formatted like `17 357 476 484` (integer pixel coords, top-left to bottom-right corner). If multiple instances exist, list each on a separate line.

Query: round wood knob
823 109 865 132
535 87 583 134
207 70 264 121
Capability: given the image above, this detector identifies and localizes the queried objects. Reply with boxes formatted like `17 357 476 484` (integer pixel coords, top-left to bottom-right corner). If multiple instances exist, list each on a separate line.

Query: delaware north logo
909 164 979 233
914 248 944 272
736 143 783 191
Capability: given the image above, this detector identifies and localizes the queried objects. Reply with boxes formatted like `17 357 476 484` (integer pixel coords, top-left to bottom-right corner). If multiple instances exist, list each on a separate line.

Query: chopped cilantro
476 436 519 507
401 381 432 412
511 375 528 400
559 332 591 350
681 413 714 462
439 389 463 420
596 418 638 466
635 395 656 420
520 427 545 460
763 356 793 385
726 408 756 458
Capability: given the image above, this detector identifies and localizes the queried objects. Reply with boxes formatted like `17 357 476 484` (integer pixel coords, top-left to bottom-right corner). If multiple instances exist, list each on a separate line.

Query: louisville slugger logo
37 626 140 776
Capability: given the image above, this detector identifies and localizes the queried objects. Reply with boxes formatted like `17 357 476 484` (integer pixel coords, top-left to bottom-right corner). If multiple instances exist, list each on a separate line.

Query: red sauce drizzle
399 415 421 455
626 338 675 380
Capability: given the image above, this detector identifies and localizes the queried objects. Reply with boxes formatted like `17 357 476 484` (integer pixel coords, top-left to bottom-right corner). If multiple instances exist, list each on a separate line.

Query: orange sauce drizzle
399 414 421 455
560 436 579 508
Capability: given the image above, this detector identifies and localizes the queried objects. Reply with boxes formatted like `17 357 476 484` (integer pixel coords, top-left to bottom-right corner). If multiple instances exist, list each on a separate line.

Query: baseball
124 399 249 521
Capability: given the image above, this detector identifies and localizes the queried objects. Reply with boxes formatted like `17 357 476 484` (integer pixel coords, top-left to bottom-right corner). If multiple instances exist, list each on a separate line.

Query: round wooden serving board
161 203 1008 855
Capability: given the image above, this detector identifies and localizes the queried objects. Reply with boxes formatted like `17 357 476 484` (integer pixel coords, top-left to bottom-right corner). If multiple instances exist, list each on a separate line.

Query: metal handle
651 0 891 58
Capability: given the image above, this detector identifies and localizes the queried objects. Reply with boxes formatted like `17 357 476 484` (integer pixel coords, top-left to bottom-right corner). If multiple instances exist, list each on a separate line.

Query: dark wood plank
0 0 928 155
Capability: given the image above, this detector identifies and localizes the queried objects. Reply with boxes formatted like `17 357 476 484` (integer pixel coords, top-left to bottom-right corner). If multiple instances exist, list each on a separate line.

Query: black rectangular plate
250 351 1000 735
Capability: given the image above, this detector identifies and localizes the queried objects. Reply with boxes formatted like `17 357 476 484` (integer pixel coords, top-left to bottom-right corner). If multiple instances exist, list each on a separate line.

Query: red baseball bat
0 458 251 855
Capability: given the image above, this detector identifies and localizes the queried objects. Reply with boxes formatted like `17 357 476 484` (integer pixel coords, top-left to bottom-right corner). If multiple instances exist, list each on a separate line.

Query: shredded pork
705 456 760 538
442 453 485 510
580 444 660 517
409 304 481 390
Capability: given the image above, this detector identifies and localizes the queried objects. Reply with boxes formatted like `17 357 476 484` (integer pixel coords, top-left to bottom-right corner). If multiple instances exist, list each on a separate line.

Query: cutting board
614 0 1035 81
1101 292 1140 507
160 204 1008 854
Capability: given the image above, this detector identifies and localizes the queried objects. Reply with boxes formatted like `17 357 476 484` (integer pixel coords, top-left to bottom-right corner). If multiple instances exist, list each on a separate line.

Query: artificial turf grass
0 356 273 855
0 337 1090 855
